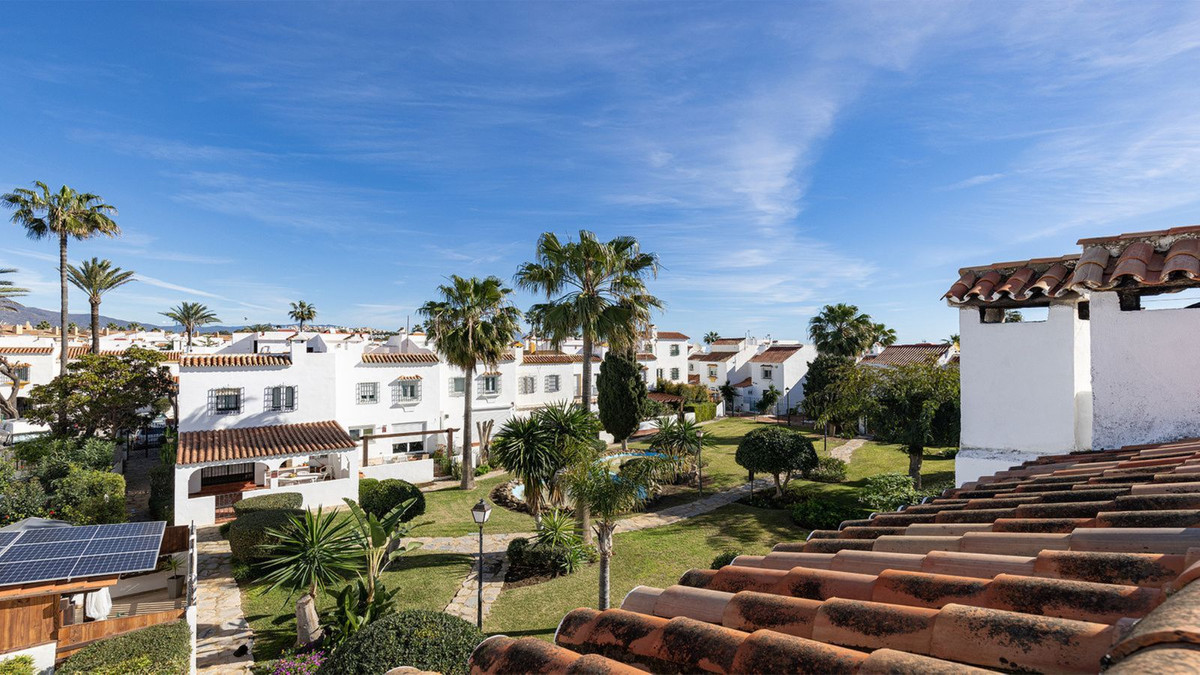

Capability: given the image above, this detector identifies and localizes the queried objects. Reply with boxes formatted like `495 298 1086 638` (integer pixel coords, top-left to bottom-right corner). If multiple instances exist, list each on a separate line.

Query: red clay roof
732 376 753 388
65 346 180 361
945 226 1200 305
636 353 656 361
861 343 952 367
470 436 1200 674
688 374 700 385
521 353 599 364
648 391 684 404
0 346 53 355
177 420 355 464
711 337 744 345
656 331 689 340
181 353 291 367
361 352 439 364
688 351 736 362
749 345 804 363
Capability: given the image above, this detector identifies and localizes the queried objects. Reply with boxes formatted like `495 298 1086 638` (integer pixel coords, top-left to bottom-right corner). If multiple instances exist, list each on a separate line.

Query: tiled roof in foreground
178 420 355 464
471 437 1200 674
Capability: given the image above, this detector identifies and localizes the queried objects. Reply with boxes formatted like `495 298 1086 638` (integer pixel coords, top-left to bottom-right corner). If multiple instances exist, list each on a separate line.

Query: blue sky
2 2 1199 341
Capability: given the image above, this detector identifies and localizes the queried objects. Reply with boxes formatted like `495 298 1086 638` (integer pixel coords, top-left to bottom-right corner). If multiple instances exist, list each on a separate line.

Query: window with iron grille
761 367 773 380
392 380 421 404
481 375 500 395
519 376 536 395
707 365 717 378
357 382 379 404
670 367 680 380
670 344 680 356
265 385 297 412
13 365 30 382
656 368 664 380
209 387 243 415
545 374 560 393
450 377 465 396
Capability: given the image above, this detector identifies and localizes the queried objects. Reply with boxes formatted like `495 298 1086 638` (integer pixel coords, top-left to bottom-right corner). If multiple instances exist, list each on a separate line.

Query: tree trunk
908 445 923 490
186 329 193 352
461 367 475 490
90 300 101 354
295 592 323 646
581 332 594 412
597 524 613 610
773 473 783 498
620 437 628 452
58 234 68 377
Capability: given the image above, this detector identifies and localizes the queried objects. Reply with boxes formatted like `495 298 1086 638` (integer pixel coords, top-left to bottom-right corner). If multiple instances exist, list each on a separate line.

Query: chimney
54 326 61 336
14 324 22 335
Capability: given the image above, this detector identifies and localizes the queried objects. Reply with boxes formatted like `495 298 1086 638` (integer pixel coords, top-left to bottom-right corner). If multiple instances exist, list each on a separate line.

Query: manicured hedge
358 478 425 521
318 610 484 675
229 508 301 562
685 401 717 423
58 620 191 675
232 492 303 516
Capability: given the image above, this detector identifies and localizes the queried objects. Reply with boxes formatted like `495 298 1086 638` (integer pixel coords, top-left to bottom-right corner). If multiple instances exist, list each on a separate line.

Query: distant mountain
0 302 165 330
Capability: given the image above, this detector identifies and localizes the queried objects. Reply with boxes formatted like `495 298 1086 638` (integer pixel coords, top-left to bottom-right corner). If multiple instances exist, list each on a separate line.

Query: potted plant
164 554 186 599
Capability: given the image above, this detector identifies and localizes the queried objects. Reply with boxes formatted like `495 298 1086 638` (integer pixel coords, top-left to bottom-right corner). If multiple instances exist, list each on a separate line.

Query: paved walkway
830 437 868 463
195 526 254 674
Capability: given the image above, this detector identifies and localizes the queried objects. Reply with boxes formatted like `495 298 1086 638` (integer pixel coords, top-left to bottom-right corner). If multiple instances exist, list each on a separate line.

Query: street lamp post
695 429 704 497
470 498 492 629
784 386 791 427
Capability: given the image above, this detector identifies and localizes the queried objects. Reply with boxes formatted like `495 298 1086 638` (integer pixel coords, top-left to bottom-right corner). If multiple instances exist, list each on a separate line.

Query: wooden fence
158 525 190 555
56 608 186 661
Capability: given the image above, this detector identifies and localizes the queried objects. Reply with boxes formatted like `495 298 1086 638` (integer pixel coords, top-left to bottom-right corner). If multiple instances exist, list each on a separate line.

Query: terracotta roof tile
361 352 440 363
687 374 700 385
647 391 683 404
861 343 952 367
635 352 656 361
181 353 291 367
0 346 53 355
65 346 181 361
655 331 689 340
749 345 805 363
944 255 1081 305
731 376 752 388
688 351 736 362
520 353 600 364
710 337 744 345
177 420 355 464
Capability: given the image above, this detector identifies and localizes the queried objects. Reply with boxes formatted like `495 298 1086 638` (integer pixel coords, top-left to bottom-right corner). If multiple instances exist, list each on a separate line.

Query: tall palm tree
418 275 522 490
3 182 120 376
491 415 554 526
105 321 121 331
289 301 317 331
67 258 135 354
161 302 219 351
872 322 897 348
703 331 720 345
0 268 28 312
808 303 875 358
127 321 143 332
515 231 661 413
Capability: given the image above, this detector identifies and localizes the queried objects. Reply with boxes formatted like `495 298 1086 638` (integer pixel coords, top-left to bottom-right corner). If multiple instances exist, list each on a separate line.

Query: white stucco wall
957 302 1090 485
361 458 435 483
0 641 56 675
1090 291 1200 449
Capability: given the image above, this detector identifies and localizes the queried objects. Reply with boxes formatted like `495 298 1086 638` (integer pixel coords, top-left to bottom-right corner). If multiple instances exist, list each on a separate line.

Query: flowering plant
272 650 325 675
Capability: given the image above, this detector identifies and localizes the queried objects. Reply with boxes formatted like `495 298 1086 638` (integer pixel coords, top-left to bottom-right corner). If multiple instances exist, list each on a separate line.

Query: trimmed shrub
711 550 741 569
859 473 920 512
791 499 862 530
52 468 126 525
0 477 47 526
735 426 818 496
233 492 304 517
229 509 301 562
506 536 594 578
685 401 717 423
805 456 848 483
358 479 425 521
148 464 173 523
0 655 34 675
318 609 484 675
58 620 191 675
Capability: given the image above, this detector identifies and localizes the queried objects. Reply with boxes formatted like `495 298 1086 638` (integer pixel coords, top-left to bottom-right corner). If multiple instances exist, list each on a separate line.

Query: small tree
160 302 219 351
53 467 126 524
596 351 645 451
735 426 817 497
755 385 781 419
800 354 856 433
718 381 737 412
491 415 555 526
863 362 960 489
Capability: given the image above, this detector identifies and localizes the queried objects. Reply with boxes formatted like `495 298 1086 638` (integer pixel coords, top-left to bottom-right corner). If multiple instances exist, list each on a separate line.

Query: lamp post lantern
784 386 791 427
470 498 492 629
695 429 704 497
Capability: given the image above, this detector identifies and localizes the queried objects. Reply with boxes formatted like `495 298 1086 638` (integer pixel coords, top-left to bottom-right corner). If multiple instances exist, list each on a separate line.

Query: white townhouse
745 344 818 416
945 225 1200 486
646 330 691 386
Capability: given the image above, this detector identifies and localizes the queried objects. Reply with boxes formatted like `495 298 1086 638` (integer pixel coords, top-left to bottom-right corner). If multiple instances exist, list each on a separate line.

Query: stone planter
167 574 185 599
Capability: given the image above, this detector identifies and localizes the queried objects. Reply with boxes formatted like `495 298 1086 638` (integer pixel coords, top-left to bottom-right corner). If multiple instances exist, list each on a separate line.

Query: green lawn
788 441 958 515
407 474 535 538
241 550 473 664
485 503 799 640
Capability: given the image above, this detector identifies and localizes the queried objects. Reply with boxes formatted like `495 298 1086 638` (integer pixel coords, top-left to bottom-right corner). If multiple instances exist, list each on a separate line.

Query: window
707 365 717 378
689 363 695 372
520 376 536 395
670 368 680 380
545 374 560 393
265 385 297 412
761 367 773 380
392 379 421 404
210 387 242 415
482 375 500 395
669 344 680 356
357 382 379 404
574 374 581 394
349 426 374 440
450 377 466 396
392 440 425 454
656 368 664 380
13 365 29 382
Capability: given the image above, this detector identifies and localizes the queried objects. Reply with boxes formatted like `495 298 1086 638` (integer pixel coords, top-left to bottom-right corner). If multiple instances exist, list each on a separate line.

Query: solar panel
0 558 78 586
0 532 19 550
71 551 158 578
92 522 165 539
0 541 90 563
83 535 160 556
16 525 99 544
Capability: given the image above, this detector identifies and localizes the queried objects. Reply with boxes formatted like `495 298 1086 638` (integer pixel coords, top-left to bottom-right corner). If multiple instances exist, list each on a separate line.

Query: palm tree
289 301 317 331
563 453 666 609
808 303 875 358
1004 310 1024 323
943 334 960 347
3 182 120 376
703 331 720 345
515 231 660 414
491 415 554 526
261 508 359 647
648 415 711 486
161 302 219 351
872 323 897 348
0 269 28 312
127 321 143 332
67 258 136 354
35 320 52 331
341 498 420 605
105 321 121 331
418 275 522 490
245 323 274 332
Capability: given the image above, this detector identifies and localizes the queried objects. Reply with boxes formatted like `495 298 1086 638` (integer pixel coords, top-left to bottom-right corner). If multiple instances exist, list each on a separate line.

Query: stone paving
830 437 867 463
195 526 254 674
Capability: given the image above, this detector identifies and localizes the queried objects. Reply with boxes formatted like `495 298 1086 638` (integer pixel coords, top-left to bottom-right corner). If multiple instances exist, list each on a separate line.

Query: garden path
829 437 867 463
195 526 255 674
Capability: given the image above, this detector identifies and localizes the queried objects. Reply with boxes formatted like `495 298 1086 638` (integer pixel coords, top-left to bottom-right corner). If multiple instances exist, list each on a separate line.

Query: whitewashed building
946 225 1200 486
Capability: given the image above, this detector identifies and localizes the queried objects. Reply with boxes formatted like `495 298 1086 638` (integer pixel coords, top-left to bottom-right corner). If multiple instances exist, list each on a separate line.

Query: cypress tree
597 351 646 450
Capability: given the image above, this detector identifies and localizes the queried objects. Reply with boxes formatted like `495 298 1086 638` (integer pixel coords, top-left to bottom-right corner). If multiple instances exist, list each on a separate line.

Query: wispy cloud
941 173 1006 191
